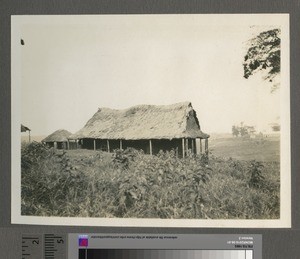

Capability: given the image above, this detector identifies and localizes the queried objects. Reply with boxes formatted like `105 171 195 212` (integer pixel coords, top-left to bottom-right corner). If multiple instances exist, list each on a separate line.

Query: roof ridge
69 101 208 140
97 101 192 112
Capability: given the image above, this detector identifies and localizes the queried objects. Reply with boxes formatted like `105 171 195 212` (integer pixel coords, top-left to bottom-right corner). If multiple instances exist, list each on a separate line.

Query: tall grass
21 142 280 219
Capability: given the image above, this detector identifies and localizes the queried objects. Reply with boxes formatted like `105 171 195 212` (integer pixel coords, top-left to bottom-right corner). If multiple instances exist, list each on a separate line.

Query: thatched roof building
70 102 209 157
42 129 72 149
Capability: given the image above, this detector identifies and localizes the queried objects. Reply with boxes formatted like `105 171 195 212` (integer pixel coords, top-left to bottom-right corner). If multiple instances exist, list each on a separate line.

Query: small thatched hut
69 102 209 157
42 129 72 149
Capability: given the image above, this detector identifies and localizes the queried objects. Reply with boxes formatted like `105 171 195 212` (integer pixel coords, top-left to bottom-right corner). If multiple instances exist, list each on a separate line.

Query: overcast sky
14 15 288 136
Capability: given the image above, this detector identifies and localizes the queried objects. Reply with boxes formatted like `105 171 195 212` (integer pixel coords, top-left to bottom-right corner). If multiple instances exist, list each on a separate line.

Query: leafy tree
243 28 280 92
239 125 249 137
232 125 239 137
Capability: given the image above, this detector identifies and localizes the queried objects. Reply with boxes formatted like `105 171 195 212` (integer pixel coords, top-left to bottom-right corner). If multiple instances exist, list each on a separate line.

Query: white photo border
11 14 291 228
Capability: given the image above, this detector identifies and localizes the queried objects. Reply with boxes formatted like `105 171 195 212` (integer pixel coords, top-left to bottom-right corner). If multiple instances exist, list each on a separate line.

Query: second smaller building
42 129 72 149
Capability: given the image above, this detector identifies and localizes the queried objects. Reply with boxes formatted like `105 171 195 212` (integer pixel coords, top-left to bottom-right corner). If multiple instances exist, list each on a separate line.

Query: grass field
209 135 280 162
21 140 280 219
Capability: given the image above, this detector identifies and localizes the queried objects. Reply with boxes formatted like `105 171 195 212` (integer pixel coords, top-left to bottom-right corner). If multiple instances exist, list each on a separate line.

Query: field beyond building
209 134 280 162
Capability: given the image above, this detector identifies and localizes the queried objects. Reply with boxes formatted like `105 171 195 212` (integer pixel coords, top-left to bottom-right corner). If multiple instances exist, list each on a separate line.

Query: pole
149 139 153 155
182 138 185 158
185 138 189 155
200 139 202 154
107 140 110 153
191 139 194 154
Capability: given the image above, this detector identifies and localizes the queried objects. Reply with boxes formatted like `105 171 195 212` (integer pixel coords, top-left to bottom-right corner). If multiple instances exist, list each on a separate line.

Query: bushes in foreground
21 142 280 219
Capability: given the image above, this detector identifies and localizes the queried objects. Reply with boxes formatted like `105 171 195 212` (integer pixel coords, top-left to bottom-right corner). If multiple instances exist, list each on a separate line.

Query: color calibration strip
68 234 261 259
78 249 253 259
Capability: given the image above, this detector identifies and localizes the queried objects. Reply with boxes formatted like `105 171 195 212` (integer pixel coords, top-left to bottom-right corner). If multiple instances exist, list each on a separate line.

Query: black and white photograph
11 14 290 227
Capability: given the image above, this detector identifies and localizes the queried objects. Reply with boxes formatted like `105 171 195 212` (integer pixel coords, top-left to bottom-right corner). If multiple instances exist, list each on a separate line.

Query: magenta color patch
79 237 88 247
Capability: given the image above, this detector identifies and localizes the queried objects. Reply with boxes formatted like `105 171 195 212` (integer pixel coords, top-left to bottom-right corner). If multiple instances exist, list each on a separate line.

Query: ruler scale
22 235 43 259
44 234 66 259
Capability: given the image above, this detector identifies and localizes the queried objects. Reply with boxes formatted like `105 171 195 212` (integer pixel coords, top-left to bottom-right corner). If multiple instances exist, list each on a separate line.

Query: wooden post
200 139 202 154
67 140 70 150
120 139 123 150
182 138 185 158
205 138 208 155
54 142 57 149
149 139 153 155
191 139 194 154
94 139 96 150
185 138 189 155
107 140 110 153
76 140 78 149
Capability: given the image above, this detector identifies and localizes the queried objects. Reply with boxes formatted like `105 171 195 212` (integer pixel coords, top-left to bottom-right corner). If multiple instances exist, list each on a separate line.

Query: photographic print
11 14 290 227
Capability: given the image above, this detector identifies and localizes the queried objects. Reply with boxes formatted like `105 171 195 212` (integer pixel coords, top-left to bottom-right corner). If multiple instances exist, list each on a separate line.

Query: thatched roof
42 129 72 143
21 124 30 132
70 102 209 140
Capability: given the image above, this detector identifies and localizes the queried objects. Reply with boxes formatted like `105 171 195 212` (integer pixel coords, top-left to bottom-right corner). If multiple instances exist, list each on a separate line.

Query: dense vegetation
21 142 280 219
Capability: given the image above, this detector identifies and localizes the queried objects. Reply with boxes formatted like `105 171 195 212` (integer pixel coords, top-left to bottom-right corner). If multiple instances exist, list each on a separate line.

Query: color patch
78 235 89 247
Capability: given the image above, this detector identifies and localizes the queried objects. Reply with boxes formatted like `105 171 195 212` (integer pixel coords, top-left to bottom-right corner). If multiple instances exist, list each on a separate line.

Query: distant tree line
232 122 256 138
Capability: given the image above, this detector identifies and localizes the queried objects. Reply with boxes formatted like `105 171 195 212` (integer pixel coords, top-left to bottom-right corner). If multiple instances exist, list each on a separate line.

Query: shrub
248 160 265 188
21 145 280 219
